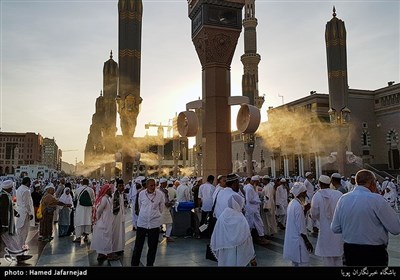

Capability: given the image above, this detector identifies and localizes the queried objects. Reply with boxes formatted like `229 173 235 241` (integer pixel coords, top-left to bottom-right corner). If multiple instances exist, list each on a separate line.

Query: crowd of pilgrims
0 172 399 266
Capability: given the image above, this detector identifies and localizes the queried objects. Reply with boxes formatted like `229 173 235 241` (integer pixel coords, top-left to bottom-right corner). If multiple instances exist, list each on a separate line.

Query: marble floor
1 211 399 267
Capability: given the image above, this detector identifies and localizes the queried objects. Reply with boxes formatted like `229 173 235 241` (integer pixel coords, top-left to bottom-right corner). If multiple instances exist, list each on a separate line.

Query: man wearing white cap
346 174 356 192
159 178 174 242
176 177 191 202
198 175 216 232
310 175 343 266
331 173 347 194
128 176 144 231
0 180 33 263
283 182 313 266
275 178 288 230
304 172 317 234
261 175 277 237
16 177 35 250
244 175 267 244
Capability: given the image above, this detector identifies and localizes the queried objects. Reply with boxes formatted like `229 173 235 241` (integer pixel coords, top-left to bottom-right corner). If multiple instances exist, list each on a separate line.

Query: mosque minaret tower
241 0 264 176
117 0 143 138
241 0 263 109
325 6 350 117
117 0 143 182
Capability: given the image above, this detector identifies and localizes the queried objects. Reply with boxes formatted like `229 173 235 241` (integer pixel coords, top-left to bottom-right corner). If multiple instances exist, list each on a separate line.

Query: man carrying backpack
73 178 95 243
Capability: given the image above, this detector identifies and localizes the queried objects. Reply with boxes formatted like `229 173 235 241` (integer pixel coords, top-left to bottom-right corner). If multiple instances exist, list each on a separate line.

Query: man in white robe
15 177 35 249
90 184 117 261
261 176 277 236
1 180 32 263
275 178 288 229
159 178 174 242
73 178 95 243
211 194 256 266
310 175 343 266
111 179 126 254
131 179 165 266
283 182 313 266
176 177 191 202
244 176 267 244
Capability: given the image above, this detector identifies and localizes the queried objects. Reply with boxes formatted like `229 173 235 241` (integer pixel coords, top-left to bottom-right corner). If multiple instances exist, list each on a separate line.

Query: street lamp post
329 107 351 175
243 134 255 176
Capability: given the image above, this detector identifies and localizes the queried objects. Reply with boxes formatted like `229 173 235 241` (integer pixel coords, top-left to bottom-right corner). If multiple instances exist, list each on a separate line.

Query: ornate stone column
188 0 245 176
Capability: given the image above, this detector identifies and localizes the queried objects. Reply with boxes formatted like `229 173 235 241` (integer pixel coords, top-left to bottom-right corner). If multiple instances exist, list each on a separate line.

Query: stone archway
386 129 399 169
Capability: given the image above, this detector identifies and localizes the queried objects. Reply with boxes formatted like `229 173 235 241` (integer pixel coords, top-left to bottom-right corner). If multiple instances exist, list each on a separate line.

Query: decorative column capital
192 27 241 68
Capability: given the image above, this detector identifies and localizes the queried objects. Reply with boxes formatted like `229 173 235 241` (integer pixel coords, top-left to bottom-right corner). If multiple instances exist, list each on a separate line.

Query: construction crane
145 122 172 138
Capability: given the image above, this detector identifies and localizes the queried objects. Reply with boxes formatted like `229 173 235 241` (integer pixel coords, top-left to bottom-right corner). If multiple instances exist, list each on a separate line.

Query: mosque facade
230 9 400 180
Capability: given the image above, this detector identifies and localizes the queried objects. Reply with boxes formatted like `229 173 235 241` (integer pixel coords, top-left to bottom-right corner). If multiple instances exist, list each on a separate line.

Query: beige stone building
0 132 43 176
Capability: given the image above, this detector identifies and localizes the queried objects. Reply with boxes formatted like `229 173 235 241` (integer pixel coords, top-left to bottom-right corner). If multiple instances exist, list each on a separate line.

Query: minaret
117 0 143 138
241 0 264 109
325 6 351 176
117 0 143 182
325 6 350 117
241 0 264 176
102 51 118 152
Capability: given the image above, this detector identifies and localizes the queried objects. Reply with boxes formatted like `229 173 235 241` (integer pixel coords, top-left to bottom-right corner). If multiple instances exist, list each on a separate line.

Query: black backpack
78 188 93 207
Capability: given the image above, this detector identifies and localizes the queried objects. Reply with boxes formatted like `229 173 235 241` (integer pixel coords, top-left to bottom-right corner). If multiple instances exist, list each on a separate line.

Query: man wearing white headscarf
0 180 32 262
176 177 191 202
15 177 35 250
283 182 313 266
310 175 343 266
210 195 256 266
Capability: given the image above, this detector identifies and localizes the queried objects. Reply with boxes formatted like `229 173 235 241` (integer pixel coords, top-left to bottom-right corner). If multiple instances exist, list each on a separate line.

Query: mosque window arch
386 129 399 148
361 130 371 147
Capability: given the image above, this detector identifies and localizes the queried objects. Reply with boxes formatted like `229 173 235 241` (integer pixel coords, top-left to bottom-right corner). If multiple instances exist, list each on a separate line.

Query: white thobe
74 185 95 236
128 185 138 227
283 198 309 265
261 182 277 235
16 184 35 247
176 184 190 202
311 188 343 265
90 195 113 255
199 182 216 211
244 184 264 236
112 192 125 252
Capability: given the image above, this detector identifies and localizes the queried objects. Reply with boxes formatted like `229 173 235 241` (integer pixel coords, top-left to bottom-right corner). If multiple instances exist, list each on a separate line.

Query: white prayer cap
167 180 173 185
251 175 260 181
385 177 389 180
1 180 13 190
263 175 270 180
180 176 189 183
305 172 312 177
331 173 341 179
135 176 145 184
217 175 223 180
159 178 167 184
196 177 203 182
290 182 307 197
44 183 55 191
280 178 286 183
318 175 331 185
350 175 355 179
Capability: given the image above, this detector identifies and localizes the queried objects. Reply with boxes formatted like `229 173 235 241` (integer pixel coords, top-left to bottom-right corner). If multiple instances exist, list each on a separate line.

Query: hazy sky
1 0 399 164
